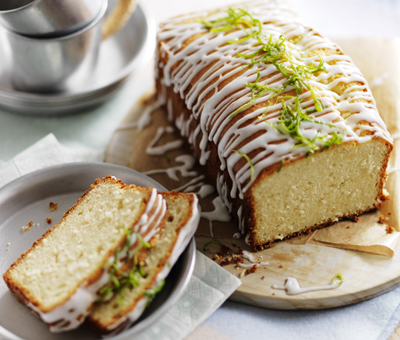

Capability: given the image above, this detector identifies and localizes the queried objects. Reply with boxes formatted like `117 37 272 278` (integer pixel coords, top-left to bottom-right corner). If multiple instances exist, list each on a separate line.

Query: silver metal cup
0 0 108 93
0 0 104 38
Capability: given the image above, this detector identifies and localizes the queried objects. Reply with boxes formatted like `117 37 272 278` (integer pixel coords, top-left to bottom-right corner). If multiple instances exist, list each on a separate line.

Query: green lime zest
267 97 343 156
202 7 262 41
97 232 153 305
237 34 286 68
277 158 284 173
233 150 255 181
331 273 344 285
203 239 223 251
288 35 304 44
143 279 166 307
229 69 283 120
202 7 345 172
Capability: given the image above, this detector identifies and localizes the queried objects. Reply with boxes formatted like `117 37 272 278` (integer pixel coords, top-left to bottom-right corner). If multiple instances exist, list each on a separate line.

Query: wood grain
105 37 400 335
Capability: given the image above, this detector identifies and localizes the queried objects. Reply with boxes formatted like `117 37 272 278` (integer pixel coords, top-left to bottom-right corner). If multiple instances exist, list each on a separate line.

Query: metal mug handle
102 0 137 41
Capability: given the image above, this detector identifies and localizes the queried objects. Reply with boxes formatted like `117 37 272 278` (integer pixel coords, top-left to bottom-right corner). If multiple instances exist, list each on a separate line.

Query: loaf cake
3 176 167 332
156 1 393 250
88 191 199 334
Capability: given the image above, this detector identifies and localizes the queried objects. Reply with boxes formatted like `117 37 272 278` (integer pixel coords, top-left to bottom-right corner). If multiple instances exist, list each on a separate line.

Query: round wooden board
105 37 400 310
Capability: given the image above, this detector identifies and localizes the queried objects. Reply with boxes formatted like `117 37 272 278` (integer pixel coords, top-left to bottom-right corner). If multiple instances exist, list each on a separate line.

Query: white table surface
2 1 400 339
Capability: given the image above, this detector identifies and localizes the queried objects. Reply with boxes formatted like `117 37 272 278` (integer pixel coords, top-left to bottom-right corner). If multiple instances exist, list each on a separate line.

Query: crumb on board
233 256 244 264
220 257 233 267
272 293 275 296
6 248 9 251
346 226 350 229
235 248 243 255
388 211 392 216
49 202 58 211
220 245 233 256
386 226 395 234
22 225 31 232
251 265 258 273
261 276 265 280
7 243 10 246
279 264 283 268
350 216 359 223
29 221 33 227
378 215 387 224
46 218 52 224
239 270 246 278
213 254 223 261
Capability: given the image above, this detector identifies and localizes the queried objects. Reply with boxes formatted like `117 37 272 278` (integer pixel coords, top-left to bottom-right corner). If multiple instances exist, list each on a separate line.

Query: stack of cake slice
3 176 199 334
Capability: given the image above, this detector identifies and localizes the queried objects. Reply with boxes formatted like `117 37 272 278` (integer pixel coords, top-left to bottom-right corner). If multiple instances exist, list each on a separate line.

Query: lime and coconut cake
3 176 167 332
155 0 393 250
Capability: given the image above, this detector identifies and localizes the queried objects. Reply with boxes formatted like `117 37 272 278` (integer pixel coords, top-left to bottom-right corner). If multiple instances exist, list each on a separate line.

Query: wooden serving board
105 38 400 311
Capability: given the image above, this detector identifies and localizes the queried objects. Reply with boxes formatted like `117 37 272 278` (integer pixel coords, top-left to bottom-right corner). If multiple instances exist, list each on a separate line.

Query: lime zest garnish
331 273 344 285
96 231 153 305
202 7 345 172
203 239 223 251
277 158 284 173
233 150 255 181
143 279 165 307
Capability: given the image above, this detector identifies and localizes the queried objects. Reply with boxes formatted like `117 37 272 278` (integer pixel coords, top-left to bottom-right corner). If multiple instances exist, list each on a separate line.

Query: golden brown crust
3 176 152 313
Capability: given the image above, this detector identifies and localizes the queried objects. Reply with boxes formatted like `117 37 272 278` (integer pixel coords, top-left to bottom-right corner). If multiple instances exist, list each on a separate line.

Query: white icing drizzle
369 72 388 90
30 189 166 332
173 175 205 192
241 250 269 268
238 262 269 269
388 167 400 174
242 250 256 263
245 234 250 246
272 277 341 295
237 205 245 234
105 194 200 333
144 155 198 181
233 232 241 239
117 101 162 132
193 184 215 198
201 196 232 238
157 0 392 205
390 133 400 140
146 126 184 156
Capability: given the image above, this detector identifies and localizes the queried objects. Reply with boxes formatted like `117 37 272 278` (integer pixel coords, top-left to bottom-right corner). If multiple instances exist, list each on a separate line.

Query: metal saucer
0 163 196 340
0 1 156 115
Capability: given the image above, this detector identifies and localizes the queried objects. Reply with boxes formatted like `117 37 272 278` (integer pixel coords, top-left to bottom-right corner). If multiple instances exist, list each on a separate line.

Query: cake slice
156 1 393 250
87 191 200 335
3 176 167 332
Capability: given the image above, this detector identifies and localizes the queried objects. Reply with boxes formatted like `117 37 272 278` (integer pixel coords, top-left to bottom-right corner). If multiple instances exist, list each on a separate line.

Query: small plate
0 163 196 340
0 0 156 115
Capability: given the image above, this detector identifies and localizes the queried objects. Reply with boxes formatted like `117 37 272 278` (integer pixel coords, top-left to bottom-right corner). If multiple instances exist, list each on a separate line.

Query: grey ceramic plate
0 0 156 115
0 163 196 340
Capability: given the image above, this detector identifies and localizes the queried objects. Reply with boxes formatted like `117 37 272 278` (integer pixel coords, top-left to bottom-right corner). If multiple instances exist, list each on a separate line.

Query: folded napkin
0 133 241 340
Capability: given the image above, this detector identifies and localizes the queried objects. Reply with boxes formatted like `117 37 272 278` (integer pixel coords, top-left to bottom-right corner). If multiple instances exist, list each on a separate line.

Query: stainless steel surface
0 0 104 37
0 0 107 93
0 162 196 340
0 1 156 114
